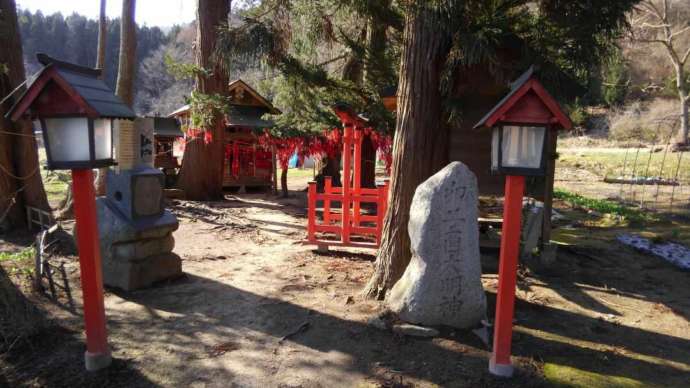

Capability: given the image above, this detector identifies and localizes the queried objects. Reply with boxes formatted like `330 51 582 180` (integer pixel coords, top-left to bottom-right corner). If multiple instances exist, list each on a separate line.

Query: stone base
539 242 558 267
85 350 112 371
489 357 514 377
102 253 182 291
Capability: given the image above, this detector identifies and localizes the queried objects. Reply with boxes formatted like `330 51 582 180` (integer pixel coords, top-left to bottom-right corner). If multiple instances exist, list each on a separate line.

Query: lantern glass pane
491 127 499 171
93 119 112 160
44 118 90 163
501 125 545 168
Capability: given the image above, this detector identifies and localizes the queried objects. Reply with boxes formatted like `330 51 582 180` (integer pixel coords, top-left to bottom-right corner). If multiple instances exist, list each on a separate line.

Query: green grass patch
544 363 647 388
558 148 690 180
0 248 35 277
554 188 654 224
0 248 35 263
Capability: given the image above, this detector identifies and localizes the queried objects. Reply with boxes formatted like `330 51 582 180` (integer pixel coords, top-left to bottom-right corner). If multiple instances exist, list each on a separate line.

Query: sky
16 0 197 28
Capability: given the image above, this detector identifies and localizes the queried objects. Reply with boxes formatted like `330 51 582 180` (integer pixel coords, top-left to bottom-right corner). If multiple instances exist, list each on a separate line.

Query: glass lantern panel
501 125 545 168
44 118 90 162
491 127 499 171
93 119 113 160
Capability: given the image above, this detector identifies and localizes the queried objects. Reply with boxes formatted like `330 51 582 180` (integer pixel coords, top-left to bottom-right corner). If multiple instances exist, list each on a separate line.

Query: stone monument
96 119 181 290
387 162 486 329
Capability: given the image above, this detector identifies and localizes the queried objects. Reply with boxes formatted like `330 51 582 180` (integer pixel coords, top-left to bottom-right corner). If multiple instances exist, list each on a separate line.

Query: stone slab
112 233 175 262
102 252 182 291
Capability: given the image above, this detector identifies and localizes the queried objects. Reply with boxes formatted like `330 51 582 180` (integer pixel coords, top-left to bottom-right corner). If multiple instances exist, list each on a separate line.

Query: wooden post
541 129 557 246
341 125 352 244
71 169 111 371
353 128 362 227
490 174 525 378
324 176 332 225
307 181 317 242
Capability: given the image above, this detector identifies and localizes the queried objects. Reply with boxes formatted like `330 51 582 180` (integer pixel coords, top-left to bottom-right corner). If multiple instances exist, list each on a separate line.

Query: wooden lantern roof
473 66 572 130
4 54 135 121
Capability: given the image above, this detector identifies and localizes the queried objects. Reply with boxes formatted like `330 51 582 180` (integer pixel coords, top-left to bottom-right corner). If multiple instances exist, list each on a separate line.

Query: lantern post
5 54 136 371
473 66 572 377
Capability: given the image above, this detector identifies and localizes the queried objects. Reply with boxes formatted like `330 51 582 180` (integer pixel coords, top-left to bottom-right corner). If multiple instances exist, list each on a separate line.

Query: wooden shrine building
152 117 184 171
169 79 281 191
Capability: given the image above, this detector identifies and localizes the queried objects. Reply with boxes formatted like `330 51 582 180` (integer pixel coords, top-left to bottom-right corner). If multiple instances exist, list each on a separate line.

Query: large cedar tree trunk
0 0 50 230
94 0 109 196
363 4 450 299
176 0 230 200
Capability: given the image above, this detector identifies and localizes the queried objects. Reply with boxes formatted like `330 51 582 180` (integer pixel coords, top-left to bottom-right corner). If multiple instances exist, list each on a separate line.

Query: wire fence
556 115 690 216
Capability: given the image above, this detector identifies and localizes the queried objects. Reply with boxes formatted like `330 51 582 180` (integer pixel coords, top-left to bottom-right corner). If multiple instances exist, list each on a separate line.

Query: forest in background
16 9 189 116
15 2 690 140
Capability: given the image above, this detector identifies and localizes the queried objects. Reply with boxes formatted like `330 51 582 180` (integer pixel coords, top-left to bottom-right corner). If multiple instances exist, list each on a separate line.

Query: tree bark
360 134 377 188
675 63 689 145
176 0 230 200
115 0 137 107
94 0 109 196
363 3 450 299
280 167 288 197
0 0 50 230
315 154 341 190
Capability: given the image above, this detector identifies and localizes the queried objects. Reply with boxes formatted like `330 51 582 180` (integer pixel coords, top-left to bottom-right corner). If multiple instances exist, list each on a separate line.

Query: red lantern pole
490 174 525 377
71 169 111 371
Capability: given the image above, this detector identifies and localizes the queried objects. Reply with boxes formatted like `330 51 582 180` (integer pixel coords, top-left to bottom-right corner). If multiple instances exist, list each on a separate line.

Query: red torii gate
306 106 390 250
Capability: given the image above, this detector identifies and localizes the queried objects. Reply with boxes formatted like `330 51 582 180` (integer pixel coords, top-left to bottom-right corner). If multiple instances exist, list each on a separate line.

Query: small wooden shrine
306 104 390 250
169 79 280 191
152 117 184 171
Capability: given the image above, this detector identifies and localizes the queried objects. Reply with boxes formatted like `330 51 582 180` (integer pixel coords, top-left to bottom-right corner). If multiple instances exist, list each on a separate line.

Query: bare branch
641 22 671 29
682 46 690 65
670 25 690 40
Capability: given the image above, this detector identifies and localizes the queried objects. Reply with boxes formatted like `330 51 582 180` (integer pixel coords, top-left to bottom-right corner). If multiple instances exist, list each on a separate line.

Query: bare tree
631 0 690 145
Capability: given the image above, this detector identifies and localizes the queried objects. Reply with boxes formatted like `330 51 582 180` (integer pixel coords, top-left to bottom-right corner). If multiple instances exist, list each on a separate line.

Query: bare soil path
2 183 689 387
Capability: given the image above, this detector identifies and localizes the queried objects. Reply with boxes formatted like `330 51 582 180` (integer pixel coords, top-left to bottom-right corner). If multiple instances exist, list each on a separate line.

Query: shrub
608 98 678 143
566 98 589 129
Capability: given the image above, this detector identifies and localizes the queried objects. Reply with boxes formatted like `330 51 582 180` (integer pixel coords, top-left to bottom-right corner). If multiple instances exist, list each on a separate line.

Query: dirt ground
1 172 690 387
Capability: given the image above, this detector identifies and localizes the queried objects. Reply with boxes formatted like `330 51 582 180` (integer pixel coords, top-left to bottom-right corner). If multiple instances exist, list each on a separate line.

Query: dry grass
608 98 679 143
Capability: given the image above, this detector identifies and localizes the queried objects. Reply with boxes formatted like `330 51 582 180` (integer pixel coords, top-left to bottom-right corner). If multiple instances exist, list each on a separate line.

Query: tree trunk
0 0 50 230
115 0 137 107
363 3 450 299
678 93 689 146
315 154 341 190
94 0 109 196
176 0 230 200
361 134 377 188
360 5 390 189
676 67 689 146
280 167 288 197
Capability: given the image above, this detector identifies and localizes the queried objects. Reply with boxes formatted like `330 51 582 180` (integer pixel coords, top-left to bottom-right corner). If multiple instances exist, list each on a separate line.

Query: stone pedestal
97 198 181 290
